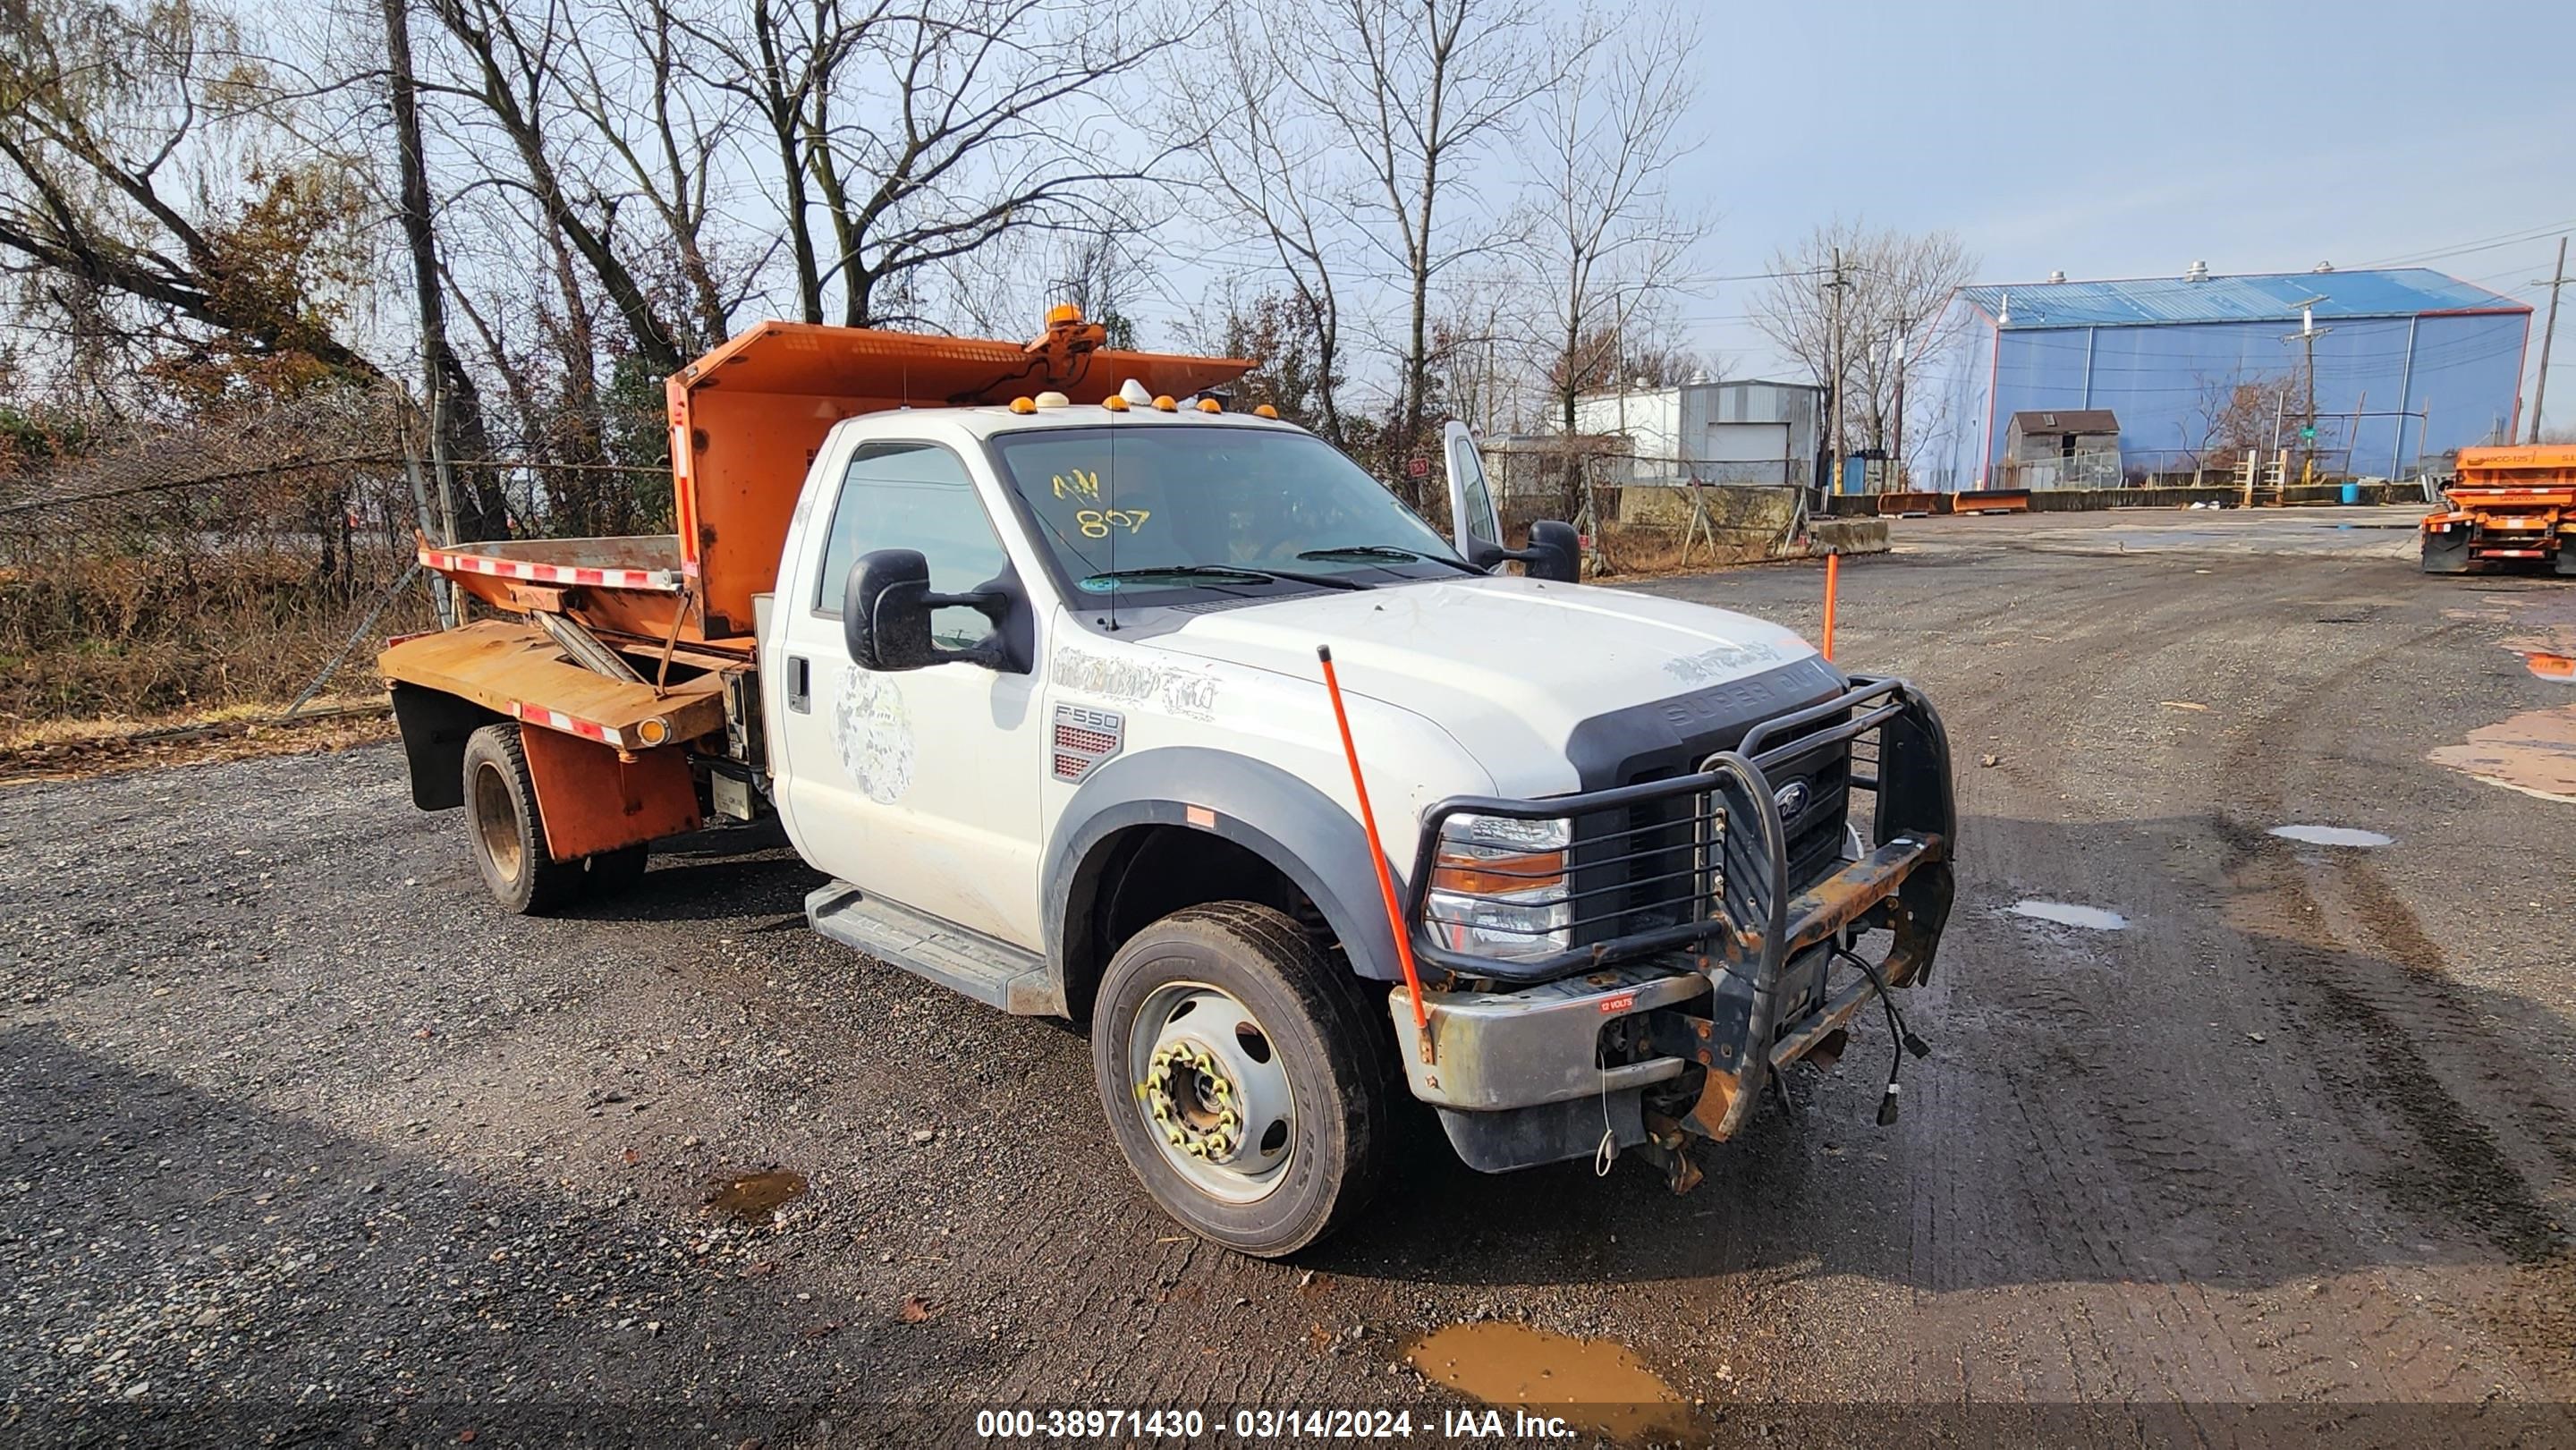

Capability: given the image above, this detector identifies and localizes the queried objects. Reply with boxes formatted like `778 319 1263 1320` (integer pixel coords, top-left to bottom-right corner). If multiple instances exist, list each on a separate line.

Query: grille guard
1403 674 1957 989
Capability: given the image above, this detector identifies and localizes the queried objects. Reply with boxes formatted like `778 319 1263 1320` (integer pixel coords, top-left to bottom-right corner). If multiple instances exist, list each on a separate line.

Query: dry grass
0 550 433 732
0 696 395 784
1583 523 1785 581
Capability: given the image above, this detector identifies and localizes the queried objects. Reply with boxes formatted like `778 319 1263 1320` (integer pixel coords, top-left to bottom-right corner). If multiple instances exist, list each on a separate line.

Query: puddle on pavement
2268 825 2395 848
2430 705 2576 805
2008 900 2129 931
2518 650 2575 683
706 1169 808 1220
1404 1322 1691 1443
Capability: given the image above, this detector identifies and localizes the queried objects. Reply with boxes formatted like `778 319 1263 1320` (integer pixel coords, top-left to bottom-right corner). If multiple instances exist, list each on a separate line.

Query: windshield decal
1052 645 1220 722
1075 508 1150 539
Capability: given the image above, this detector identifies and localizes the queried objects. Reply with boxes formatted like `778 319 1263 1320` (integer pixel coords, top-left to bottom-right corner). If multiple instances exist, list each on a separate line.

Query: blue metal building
1913 267 2532 490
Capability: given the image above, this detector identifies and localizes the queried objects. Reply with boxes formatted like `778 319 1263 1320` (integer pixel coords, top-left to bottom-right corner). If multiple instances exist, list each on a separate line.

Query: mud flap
520 727 699 861
2422 528 2472 574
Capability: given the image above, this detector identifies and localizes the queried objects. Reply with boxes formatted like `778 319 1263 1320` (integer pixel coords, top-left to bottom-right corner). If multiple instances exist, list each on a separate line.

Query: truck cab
383 314 1956 1258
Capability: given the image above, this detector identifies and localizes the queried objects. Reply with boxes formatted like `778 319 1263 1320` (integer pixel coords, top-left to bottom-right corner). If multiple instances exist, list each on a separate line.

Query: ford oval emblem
1773 780 1811 822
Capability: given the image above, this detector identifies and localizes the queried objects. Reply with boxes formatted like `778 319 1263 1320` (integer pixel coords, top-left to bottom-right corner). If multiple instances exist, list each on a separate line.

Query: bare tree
682 0 1191 332
1525 5 1706 445
382 0 510 536
1275 0 1556 494
1751 220 1975 469
0 0 381 392
2191 368 2304 463
423 0 690 374
559 0 754 349
1171 8 1357 446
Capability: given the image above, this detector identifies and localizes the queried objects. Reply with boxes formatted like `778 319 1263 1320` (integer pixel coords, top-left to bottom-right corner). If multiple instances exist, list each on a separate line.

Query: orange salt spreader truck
2421 445 2576 575
377 307 1957 1258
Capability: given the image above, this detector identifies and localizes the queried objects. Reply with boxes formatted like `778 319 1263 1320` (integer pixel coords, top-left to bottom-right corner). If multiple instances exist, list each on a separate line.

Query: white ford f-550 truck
383 312 1956 1257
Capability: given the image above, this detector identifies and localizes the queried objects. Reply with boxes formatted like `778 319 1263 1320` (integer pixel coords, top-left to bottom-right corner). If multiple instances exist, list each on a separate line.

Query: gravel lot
5 508 2575 1446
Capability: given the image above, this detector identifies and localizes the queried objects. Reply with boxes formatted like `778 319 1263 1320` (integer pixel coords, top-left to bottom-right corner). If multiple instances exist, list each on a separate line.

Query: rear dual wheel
461 723 651 914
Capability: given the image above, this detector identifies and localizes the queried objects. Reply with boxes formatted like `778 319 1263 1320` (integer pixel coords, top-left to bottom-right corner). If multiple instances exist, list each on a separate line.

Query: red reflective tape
509 701 622 747
573 568 606 586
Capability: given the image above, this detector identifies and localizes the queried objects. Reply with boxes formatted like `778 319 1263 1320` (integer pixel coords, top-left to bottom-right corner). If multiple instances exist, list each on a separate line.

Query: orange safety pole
1316 646 1433 1062
1821 549 1841 662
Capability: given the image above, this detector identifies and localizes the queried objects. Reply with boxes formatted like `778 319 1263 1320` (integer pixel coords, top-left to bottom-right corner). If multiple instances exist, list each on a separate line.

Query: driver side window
815 441 1007 649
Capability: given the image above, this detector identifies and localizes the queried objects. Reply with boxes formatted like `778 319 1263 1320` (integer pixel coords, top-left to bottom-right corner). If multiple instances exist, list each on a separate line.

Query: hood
1150 576 1826 793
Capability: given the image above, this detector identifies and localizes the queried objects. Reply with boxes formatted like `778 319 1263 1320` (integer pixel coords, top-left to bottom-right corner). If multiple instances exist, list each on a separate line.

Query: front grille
1580 719 1852 947
1407 674 1936 984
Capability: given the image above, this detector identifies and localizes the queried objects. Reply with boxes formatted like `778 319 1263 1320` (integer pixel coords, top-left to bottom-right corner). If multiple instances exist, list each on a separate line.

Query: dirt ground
5 506 2575 1446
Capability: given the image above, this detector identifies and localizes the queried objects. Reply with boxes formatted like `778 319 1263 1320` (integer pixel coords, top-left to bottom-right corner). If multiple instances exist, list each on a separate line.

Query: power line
2353 218 2576 270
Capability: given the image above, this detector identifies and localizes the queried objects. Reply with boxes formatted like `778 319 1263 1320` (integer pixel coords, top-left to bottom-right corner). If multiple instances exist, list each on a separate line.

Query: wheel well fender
1045 747 1402 1018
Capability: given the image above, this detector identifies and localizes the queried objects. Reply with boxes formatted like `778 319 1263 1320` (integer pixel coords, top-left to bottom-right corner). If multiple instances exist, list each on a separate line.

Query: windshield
987 424 1466 597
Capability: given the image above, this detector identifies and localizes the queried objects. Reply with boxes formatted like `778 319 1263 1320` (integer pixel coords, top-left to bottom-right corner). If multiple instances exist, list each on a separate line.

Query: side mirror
845 549 937 671
843 550 1010 672
1523 521 1581 582
1479 520 1580 582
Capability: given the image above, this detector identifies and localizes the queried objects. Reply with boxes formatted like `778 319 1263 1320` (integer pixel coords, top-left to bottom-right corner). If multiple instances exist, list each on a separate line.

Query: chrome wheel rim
1127 980 1297 1204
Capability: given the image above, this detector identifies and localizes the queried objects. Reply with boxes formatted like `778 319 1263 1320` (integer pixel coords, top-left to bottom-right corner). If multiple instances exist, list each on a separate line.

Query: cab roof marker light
1152 394 1179 412
1102 394 1130 412
1008 396 1036 414
1034 390 1071 410
1253 404 1280 419
1196 397 1223 413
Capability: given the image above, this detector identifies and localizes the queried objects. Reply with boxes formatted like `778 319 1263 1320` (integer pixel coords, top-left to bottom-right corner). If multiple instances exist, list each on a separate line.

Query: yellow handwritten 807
1076 508 1151 538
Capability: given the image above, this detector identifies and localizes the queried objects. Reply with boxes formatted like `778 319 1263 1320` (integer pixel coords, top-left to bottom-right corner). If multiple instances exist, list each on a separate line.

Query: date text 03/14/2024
970 1407 1587 1440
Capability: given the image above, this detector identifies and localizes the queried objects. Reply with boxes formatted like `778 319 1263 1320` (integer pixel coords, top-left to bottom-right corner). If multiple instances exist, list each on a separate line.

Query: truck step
805 882 1062 1016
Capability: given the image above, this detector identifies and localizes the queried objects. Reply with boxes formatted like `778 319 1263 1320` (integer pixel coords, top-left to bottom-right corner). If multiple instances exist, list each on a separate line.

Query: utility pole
2529 235 2568 444
1890 319 1911 493
2284 302 2330 484
1823 247 1851 496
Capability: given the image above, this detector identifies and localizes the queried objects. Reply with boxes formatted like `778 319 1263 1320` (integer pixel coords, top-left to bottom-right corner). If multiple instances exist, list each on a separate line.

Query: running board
805 882 1063 1016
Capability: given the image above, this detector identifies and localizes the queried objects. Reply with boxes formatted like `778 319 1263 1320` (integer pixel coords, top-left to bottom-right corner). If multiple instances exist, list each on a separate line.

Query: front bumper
1386 675 1956 1172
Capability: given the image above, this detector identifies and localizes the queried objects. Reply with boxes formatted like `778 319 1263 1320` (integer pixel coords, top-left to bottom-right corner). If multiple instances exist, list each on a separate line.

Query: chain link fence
0 387 671 731
1476 439 1817 575
1995 449 2126 489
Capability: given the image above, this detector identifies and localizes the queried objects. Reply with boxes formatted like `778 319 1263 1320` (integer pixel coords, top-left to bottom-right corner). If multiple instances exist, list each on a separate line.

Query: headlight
1424 813 1572 962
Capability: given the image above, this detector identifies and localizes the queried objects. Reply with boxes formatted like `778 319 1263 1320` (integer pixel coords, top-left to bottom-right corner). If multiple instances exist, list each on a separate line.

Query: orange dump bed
419 311 1253 645
667 315 1252 637
2454 445 2576 488
2436 445 2576 520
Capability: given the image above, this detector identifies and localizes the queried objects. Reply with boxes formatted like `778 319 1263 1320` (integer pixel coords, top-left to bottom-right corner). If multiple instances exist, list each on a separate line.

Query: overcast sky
1606 0 2576 398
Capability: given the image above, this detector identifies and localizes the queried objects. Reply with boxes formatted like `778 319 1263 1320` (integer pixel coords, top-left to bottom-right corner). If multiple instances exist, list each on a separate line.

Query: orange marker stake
1316 645 1434 1062
1821 549 1841 663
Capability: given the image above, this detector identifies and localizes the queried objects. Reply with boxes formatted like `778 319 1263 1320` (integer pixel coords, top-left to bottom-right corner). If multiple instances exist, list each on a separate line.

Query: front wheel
1091 903 1394 1258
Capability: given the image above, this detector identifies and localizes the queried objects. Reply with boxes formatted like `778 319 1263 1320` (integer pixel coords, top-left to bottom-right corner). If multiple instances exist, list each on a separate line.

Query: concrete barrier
1811 518 1889 554
1822 481 2433 517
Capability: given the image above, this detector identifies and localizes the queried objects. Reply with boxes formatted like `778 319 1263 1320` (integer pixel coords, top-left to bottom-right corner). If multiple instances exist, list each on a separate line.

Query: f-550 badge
1050 704 1124 783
